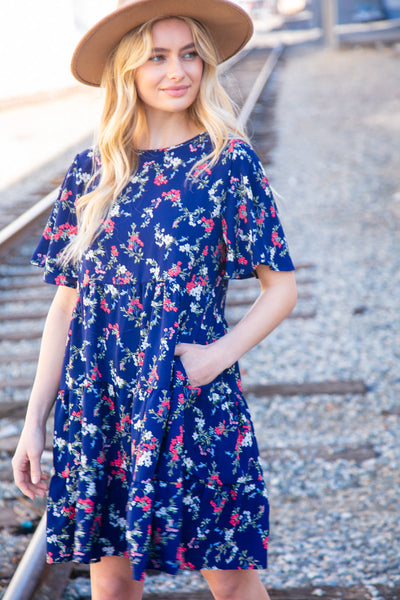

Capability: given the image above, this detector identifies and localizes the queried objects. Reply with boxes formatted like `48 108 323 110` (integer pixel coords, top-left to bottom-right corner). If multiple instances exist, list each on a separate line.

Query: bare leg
90 556 144 600
201 569 271 600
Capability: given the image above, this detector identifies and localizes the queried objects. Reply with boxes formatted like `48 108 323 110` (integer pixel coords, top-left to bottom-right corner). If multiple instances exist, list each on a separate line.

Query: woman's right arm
12 284 79 500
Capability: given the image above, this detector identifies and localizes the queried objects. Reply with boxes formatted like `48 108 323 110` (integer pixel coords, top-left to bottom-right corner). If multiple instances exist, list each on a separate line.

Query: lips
161 85 190 97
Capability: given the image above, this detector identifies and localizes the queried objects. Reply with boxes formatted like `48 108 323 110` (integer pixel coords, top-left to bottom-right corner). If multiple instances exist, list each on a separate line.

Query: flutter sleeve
222 140 295 279
31 150 93 287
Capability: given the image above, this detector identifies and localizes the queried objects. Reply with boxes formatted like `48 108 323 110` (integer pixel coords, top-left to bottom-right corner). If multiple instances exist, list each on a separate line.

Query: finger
29 454 43 486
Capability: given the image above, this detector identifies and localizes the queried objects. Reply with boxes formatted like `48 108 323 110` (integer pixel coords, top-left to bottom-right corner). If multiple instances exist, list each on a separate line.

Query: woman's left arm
174 264 297 387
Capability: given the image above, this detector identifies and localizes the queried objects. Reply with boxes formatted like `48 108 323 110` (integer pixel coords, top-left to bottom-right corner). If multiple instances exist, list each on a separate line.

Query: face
134 18 204 118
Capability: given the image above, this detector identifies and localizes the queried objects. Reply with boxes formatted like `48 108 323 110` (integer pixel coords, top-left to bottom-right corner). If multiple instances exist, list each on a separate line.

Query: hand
12 425 49 500
174 342 226 388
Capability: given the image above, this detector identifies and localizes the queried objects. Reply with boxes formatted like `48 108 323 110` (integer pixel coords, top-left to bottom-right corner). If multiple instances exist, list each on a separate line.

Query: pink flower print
157 398 171 416
221 218 230 244
55 274 68 286
228 139 239 152
235 424 251 458
92 515 102 532
162 189 181 203
82 269 90 286
134 495 152 512
128 233 144 250
104 218 115 233
163 298 178 312
177 545 186 564
170 426 183 462
90 365 102 380
128 297 143 314
97 452 106 465
230 513 240 527
186 274 196 292
116 415 131 433
215 421 226 435
53 222 77 241
193 163 212 177
111 245 119 257
60 189 73 202
256 209 265 225
154 174 168 186
176 369 186 382
78 498 95 513
230 489 238 501
210 498 227 513
238 204 248 223
261 175 269 189
201 216 214 232
203 246 209 256
63 506 76 520
61 463 70 478
47 552 54 564
43 226 52 240
272 231 282 248
71 409 83 420
238 257 248 265
209 473 223 486
111 452 127 481
168 261 182 277
148 366 160 386
263 535 269 549
102 395 115 411
270 204 276 218
100 298 111 313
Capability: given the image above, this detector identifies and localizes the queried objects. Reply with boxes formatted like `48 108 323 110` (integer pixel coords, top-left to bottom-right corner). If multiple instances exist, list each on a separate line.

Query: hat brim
71 0 253 87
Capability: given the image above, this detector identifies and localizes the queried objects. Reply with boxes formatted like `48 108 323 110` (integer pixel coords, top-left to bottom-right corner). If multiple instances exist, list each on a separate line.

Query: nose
167 56 184 80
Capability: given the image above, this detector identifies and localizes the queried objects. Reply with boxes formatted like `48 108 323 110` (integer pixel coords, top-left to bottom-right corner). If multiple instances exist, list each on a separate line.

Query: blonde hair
63 16 247 265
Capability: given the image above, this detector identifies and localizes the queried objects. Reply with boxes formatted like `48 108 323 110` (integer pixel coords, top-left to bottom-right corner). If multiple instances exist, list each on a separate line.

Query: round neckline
138 131 208 155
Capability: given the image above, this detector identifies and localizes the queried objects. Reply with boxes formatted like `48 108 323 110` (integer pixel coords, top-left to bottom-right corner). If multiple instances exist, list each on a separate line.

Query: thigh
201 569 270 600
90 556 144 600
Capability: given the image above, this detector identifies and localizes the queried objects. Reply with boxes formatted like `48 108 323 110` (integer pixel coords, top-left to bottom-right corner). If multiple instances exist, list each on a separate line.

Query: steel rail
0 188 58 250
238 44 284 129
2 45 284 600
2 513 47 600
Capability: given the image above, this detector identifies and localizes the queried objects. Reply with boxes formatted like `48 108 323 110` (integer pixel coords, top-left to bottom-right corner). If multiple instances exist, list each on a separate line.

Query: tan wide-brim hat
71 0 253 87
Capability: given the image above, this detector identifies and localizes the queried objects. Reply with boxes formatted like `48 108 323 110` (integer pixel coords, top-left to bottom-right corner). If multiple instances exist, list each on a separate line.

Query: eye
149 54 165 63
182 51 199 60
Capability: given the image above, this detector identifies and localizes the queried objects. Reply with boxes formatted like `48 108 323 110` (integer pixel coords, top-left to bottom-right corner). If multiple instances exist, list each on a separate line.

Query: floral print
32 132 294 580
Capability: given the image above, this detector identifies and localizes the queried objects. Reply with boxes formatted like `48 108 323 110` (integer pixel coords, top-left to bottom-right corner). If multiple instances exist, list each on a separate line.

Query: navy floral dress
32 132 294 581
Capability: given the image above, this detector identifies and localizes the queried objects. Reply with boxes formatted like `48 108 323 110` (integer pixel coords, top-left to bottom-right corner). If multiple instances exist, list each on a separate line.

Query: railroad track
0 45 370 600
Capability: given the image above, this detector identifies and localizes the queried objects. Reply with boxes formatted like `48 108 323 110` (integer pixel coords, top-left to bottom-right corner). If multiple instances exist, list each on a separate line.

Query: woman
12 1 297 599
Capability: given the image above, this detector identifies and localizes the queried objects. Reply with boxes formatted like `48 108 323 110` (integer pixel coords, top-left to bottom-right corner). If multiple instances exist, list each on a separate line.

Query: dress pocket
173 355 193 389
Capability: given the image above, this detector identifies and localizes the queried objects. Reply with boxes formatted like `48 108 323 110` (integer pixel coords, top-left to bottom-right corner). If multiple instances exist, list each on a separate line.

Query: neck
137 109 202 150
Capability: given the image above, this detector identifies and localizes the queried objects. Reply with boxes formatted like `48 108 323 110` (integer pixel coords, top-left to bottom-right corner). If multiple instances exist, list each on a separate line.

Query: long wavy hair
62 16 247 265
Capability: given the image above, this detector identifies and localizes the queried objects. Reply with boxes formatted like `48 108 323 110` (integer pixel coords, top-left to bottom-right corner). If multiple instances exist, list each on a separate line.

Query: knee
202 569 269 600
90 556 144 600
91 579 128 600
204 575 243 600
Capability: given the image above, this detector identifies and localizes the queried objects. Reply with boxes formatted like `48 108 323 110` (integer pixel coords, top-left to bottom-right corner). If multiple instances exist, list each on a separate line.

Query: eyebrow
151 43 196 53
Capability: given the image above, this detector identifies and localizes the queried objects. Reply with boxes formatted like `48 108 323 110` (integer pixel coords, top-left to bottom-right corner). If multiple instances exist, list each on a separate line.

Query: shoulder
71 146 98 176
61 147 98 191
222 138 261 168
